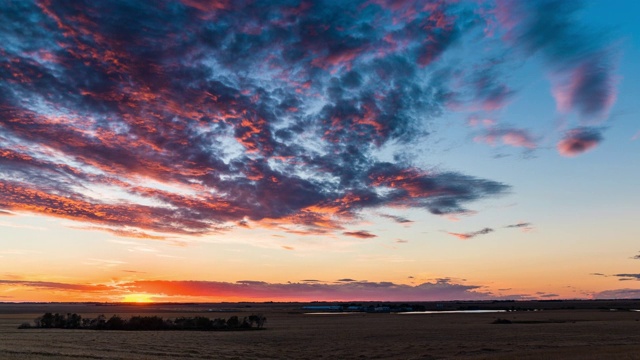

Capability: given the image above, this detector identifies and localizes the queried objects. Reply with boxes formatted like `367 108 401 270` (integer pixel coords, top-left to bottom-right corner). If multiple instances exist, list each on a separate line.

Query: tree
248 314 267 329
40 312 54 328
66 313 82 329
105 315 124 330
226 316 240 328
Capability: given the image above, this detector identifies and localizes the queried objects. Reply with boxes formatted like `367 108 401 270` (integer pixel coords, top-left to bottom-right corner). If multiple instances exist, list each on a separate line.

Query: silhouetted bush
227 315 240 328
105 315 125 330
66 313 82 329
492 318 512 324
21 313 266 331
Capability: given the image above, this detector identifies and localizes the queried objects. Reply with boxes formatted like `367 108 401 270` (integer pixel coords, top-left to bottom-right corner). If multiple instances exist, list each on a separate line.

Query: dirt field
1 302 640 359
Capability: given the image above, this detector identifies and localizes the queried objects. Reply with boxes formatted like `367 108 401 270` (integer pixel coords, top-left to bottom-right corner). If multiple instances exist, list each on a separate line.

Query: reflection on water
305 312 360 315
305 310 508 315
398 310 507 314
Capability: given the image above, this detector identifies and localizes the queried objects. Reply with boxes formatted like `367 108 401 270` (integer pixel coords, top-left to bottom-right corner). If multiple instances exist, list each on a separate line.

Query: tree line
19 312 266 331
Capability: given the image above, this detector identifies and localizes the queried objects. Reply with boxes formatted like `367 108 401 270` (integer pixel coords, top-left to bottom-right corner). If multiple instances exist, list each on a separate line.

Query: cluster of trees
19 313 266 331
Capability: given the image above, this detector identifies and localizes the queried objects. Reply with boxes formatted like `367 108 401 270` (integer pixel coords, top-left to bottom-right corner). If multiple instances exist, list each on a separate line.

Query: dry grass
1 304 640 359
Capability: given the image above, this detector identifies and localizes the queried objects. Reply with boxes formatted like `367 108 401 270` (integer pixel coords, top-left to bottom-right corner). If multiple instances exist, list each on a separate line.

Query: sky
0 0 639 303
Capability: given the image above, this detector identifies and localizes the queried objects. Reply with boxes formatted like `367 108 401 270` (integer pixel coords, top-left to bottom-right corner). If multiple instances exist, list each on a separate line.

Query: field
1 301 640 359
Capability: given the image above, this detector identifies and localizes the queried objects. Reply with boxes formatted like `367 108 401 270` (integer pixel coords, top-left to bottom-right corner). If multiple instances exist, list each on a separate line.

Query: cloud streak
343 230 377 239
0 278 500 302
474 128 537 149
447 227 494 240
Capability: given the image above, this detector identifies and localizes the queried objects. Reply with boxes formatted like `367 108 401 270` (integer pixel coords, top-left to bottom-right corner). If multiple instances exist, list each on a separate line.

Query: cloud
613 274 640 281
0 0 616 241
0 280 113 292
495 0 618 121
551 56 617 119
594 288 640 299
505 222 531 228
504 222 533 232
343 230 377 239
557 127 604 157
0 277 516 301
447 227 494 240
79 227 169 241
0 210 14 216
379 214 413 224
538 293 559 298
474 128 537 149
120 279 497 301
633 254 640 260
395 239 409 244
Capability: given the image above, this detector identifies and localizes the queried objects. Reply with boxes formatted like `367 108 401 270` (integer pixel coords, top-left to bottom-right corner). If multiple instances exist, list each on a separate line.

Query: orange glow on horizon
121 293 154 303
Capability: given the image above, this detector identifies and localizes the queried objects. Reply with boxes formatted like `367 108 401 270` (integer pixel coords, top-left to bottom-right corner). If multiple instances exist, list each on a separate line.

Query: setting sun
121 294 154 303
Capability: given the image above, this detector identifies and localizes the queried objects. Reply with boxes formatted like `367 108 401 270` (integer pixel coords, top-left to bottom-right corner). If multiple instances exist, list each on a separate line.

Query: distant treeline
19 312 266 331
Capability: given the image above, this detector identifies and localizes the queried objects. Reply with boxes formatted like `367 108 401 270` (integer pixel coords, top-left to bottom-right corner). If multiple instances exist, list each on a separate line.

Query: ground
1 301 639 359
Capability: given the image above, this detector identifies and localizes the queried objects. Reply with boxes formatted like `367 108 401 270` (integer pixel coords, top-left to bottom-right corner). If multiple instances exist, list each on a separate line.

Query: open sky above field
1 0 639 303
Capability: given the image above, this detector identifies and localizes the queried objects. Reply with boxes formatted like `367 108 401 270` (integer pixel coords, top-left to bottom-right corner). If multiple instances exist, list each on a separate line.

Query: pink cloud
551 58 617 120
474 128 537 149
557 127 603 157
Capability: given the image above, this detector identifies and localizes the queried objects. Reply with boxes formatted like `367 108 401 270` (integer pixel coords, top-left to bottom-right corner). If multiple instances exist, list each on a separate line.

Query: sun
121 293 154 303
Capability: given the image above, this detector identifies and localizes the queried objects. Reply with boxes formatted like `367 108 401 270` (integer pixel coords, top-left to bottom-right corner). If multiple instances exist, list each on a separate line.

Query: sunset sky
1 0 639 303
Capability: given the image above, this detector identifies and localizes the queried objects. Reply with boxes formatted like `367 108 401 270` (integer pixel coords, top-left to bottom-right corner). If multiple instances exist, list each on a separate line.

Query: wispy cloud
613 274 640 281
343 230 377 239
496 0 618 122
474 128 537 149
83 258 126 268
504 222 533 232
505 222 531 229
379 214 413 224
447 227 494 240
0 280 113 292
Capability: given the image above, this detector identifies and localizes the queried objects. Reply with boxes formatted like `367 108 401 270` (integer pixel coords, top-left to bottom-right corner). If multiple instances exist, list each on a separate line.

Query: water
305 312 360 315
305 310 508 315
398 310 507 315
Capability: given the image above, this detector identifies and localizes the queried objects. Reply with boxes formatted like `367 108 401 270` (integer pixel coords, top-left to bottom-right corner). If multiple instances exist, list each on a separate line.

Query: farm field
1 302 640 359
